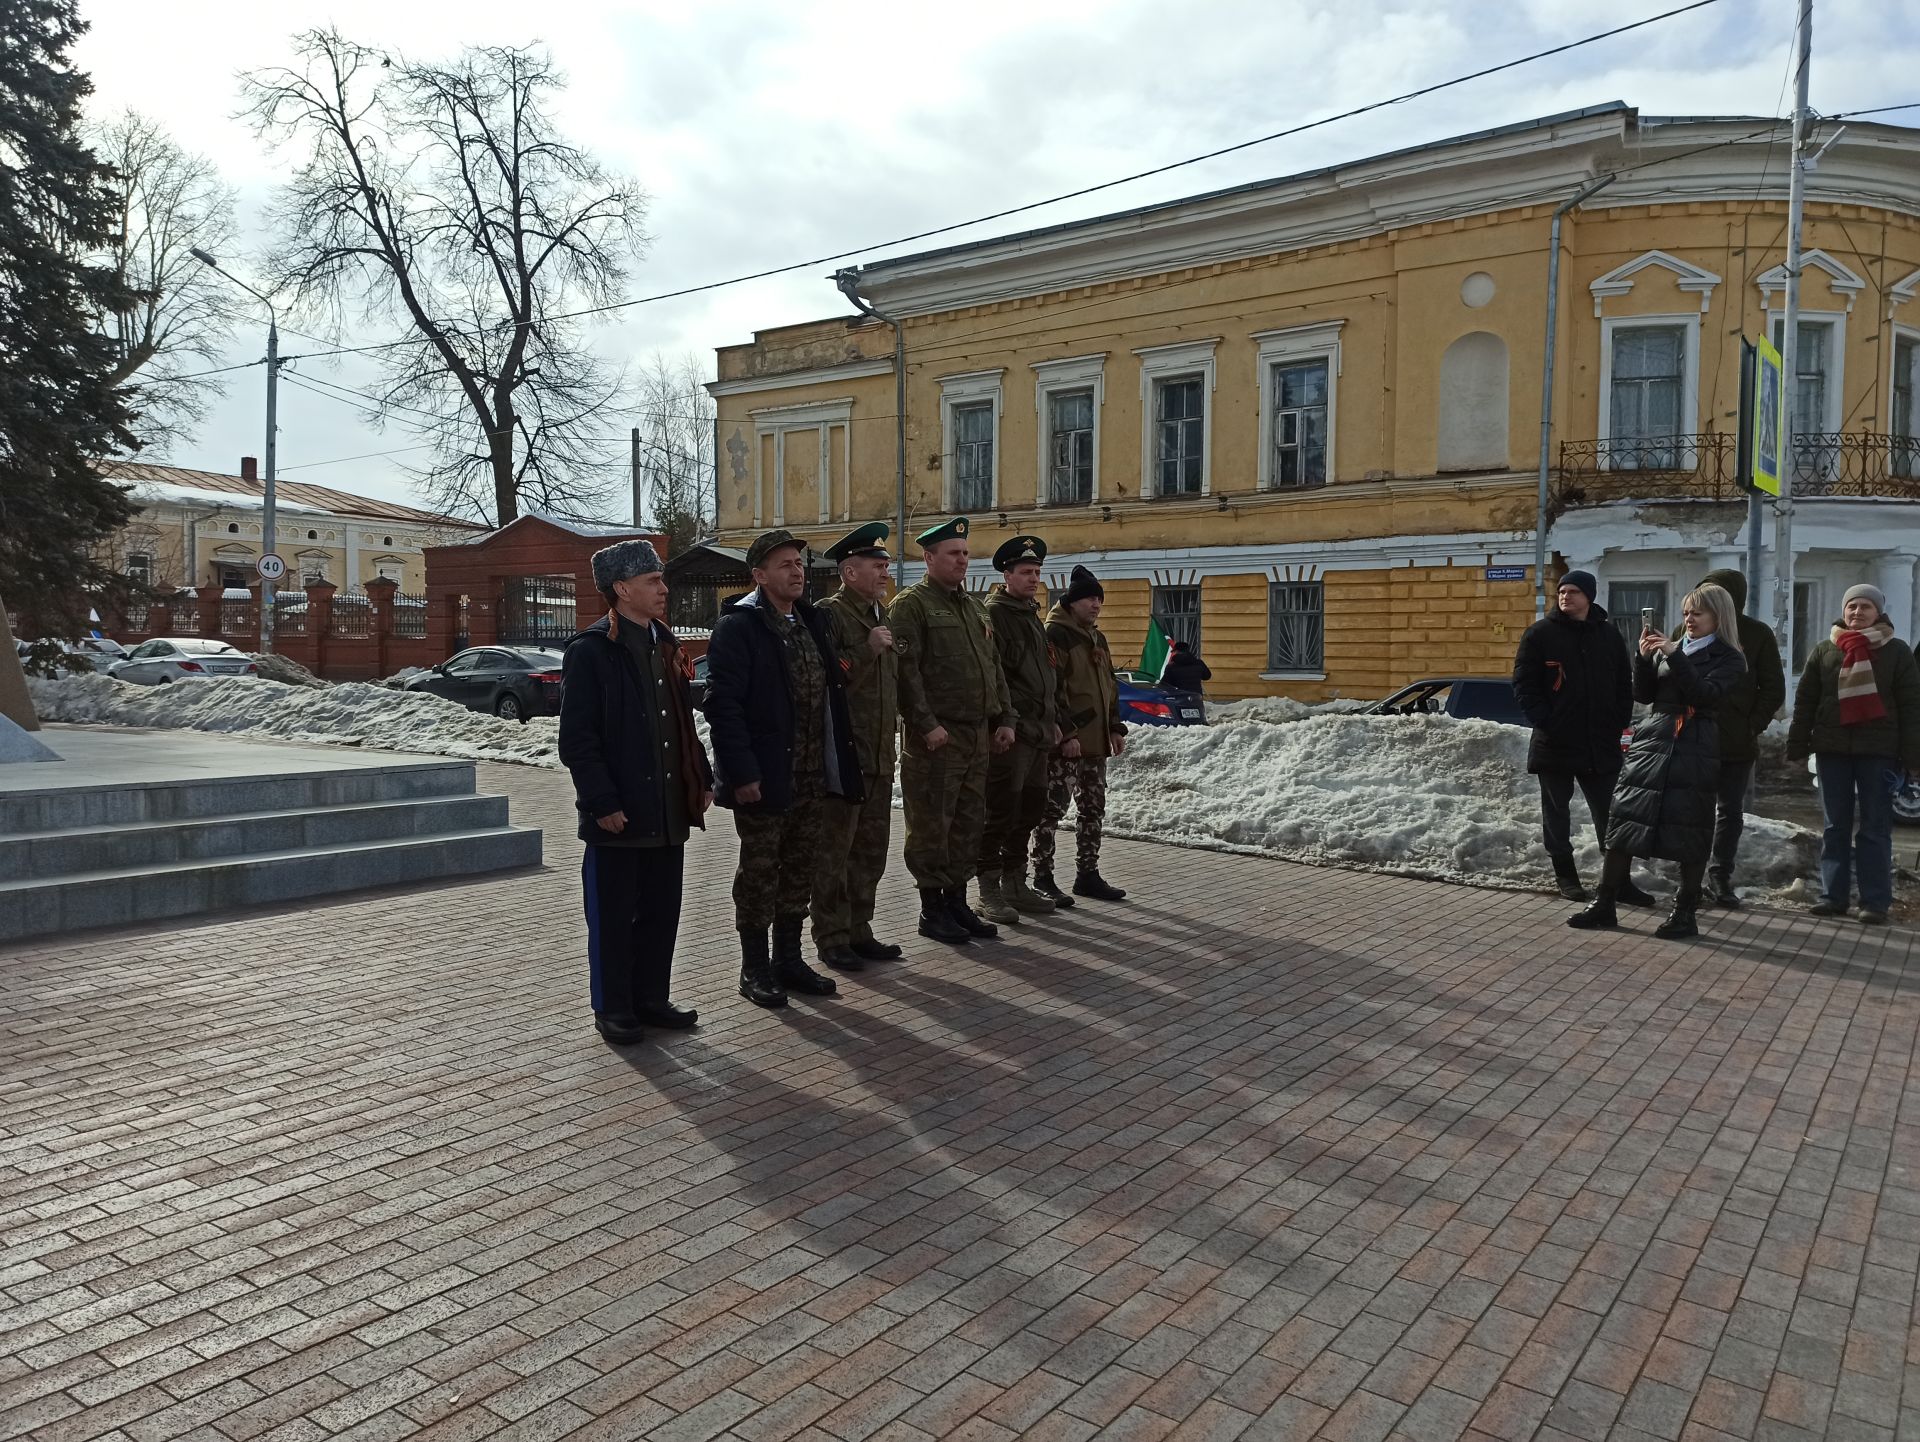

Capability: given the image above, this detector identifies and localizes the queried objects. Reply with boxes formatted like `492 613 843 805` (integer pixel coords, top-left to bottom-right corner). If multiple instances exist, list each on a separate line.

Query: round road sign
257 553 287 581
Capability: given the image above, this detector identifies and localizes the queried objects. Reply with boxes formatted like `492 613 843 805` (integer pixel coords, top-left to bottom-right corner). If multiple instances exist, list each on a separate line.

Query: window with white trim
1033 353 1104 506
1152 585 1201 650
1255 321 1342 490
1134 339 1218 498
1607 580 1668 649
1607 325 1687 467
938 370 1003 511
1771 315 1845 482
1267 582 1323 672
1895 333 1918 480
125 552 152 586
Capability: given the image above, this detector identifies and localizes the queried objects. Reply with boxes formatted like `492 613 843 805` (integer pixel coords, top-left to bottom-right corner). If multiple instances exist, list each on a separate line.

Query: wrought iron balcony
1552 431 1920 514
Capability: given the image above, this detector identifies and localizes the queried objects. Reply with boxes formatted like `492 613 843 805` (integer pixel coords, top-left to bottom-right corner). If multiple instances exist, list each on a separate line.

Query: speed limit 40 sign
257 553 287 581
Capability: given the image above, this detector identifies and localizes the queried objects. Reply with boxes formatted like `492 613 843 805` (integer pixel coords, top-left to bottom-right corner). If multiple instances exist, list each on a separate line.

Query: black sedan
405 646 567 722
1369 677 1529 726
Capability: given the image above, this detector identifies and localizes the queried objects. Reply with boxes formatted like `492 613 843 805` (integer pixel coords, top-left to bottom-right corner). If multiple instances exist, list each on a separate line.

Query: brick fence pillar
364 576 398 677
148 586 176 638
306 580 337 678
195 584 223 639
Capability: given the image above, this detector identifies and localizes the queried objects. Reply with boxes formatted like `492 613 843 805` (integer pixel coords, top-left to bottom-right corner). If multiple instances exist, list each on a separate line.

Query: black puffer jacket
1511 604 1634 775
1606 637 1747 863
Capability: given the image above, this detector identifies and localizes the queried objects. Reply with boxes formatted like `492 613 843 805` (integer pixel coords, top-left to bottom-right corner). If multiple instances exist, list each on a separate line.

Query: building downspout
1535 173 1615 620
834 269 908 589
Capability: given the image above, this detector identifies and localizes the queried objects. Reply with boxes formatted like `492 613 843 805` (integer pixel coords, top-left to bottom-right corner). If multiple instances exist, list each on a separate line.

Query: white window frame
1598 314 1701 468
1032 354 1106 507
1765 308 1848 437
938 369 1004 512
124 551 153 586
1253 321 1343 492
1134 339 1219 498
1605 578 1672 648
1891 323 1920 480
750 398 854 527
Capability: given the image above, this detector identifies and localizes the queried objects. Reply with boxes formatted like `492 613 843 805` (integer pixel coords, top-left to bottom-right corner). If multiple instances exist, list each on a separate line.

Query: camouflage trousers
811 771 894 949
731 775 826 930
977 739 1049 875
1033 755 1108 875
901 721 988 889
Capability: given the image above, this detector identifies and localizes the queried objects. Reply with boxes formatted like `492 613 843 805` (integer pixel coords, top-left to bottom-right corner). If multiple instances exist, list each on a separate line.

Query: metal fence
274 604 304 637
330 594 372 638
124 599 150 632
220 598 253 636
392 592 428 638
1554 430 1920 513
499 575 577 645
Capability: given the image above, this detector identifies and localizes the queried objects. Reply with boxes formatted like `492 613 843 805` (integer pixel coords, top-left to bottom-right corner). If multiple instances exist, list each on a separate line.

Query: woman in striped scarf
1787 583 1920 924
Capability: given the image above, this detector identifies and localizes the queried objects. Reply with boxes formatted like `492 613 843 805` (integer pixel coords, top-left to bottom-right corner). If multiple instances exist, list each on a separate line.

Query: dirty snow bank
1204 696 1372 726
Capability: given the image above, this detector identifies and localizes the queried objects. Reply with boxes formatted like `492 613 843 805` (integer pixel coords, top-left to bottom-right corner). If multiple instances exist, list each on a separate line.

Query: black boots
738 928 786 1009
593 1011 645 1045
945 888 999 939
917 888 971 944
1551 856 1587 903
1072 870 1127 902
1616 877 1657 908
818 944 864 972
1032 867 1075 909
1654 887 1701 940
774 916 837 996
849 933 903 961
1704 869 1741 908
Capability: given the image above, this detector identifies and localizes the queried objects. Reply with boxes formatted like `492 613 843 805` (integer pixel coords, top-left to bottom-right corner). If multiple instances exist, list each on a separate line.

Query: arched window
1437 332 1509 472
227 522 240 534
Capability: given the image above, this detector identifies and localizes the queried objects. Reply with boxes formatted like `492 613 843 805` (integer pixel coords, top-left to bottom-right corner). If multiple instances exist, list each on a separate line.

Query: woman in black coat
1569 582 1747 940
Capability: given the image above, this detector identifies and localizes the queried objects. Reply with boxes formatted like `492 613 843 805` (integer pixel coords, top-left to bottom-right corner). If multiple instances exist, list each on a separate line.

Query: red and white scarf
1832 619 1895 725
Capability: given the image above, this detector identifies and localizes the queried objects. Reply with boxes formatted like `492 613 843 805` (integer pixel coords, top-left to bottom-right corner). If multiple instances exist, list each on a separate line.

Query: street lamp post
191 249 280 655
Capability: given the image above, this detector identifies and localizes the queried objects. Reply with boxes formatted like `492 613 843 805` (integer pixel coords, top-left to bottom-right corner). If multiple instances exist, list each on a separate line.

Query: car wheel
1893 779 1920 827
157 675 172 685
494 692 524 723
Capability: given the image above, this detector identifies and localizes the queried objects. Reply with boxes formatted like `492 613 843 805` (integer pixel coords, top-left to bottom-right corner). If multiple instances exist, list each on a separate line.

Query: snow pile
247 653 328 689
28 673 562 769
1105 712 1816 898
1205 696 1372 726
381 666 429 689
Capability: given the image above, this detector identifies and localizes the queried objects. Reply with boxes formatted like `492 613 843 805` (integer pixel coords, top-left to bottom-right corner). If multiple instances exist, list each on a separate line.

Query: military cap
746 528 806 571
914 516 970 547
590 538 662 591
824 520 891 563
992 534 1047 571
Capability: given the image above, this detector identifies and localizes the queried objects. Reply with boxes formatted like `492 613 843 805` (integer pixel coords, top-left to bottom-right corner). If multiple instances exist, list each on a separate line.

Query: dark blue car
1114 671 1208 727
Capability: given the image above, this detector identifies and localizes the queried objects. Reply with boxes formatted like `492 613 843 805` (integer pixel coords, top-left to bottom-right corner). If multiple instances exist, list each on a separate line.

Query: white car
16 635 129 665
107 638 258 685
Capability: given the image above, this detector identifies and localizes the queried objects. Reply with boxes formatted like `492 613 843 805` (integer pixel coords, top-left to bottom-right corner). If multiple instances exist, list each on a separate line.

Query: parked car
1369 676 1530 726
107 638 257 685
404 646 566 722
689 653 710 709
16 635 128 669
1114 671 1208 727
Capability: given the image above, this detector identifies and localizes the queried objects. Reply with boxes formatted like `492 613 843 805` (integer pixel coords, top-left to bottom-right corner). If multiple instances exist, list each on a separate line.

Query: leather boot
1567 877 1619 930
1073 870 1127 902
1007 871 1057 914
946 887 999 939
818 943 864 972
1616 876 1657 908
918 888 971 944
737 929 787 1008
1551 856 1587 903
974 870 1019 926
849 931 904 961
593 1012 646 1045
1704 869 1741 908
1654 887 1701 940
774 915 836 996
1032 867 1074 909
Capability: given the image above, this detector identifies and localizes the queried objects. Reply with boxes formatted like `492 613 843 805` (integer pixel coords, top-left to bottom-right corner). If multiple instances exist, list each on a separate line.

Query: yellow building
708 105 1920 699
102 458 485 597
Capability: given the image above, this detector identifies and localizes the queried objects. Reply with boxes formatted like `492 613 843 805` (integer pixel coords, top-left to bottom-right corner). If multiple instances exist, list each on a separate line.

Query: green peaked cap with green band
914 516 969 547
992 534 1047 571
823 520 890 562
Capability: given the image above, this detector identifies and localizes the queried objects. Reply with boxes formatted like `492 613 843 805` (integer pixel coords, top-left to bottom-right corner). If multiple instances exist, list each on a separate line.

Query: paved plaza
3 749 1918 1442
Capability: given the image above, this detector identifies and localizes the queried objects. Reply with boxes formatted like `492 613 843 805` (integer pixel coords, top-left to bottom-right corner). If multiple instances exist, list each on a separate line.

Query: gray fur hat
590 539 662 592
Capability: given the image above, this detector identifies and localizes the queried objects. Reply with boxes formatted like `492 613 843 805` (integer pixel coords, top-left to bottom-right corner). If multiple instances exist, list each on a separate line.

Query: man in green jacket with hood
1676 568 1786 905
976 534 1060 925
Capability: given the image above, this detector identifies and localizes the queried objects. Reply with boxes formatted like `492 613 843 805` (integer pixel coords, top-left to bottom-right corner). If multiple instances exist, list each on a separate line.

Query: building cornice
708 357 894 398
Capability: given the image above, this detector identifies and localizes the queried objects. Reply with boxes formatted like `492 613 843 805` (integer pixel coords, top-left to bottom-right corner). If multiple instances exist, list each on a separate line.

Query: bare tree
92 111 239 453
633 351 715 556
242 31 648 526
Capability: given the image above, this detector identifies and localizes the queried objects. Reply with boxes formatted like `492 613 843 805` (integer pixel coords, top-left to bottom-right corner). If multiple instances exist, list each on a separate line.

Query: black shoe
1072 870 1127 902
1551 858 1587 902
1704 872 1742 908
593 1011 646 1045
849 936 904 961
1810 900 1850 917
1567 897 1619 930
1032 868 1075 909
737 928 787 1009
819 945 865 972
946 888 999 939
774 916 837 996
1616 878 1657 908
635 1004 697 1030
917 889 971 944
1860 909 1889 926
1654 888 1700 940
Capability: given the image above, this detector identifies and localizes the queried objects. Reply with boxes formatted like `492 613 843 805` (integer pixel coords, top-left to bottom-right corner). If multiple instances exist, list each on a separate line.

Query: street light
191 248 281 656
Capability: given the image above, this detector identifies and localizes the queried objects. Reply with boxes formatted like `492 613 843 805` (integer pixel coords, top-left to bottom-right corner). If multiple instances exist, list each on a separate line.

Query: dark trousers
1709 759 1754 880
1538 770 1613 862
582 844 685 1019
1600 847 1705 897
1815 753 1899 913
978 740 1049 875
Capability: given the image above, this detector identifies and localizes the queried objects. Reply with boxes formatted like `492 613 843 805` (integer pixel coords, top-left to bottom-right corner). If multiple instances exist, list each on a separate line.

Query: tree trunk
489 421 517 526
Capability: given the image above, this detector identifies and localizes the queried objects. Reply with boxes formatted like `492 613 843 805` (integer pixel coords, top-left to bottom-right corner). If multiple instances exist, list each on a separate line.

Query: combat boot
737 929 787 1009
1654 886 1701 940
946 887 999 939
1616 875 1657 908
974 870 1019 926
774 915 837 996
1072 870 1127 902
1550 856 1587 903
1704 868 1741 908
819 943 864 972
849 930 903 961
918 888 971 944
1031 866 1075 909
1007 871 1057 914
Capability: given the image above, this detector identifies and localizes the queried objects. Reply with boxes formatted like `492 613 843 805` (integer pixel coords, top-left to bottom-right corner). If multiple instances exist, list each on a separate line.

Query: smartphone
1641 606 1655 631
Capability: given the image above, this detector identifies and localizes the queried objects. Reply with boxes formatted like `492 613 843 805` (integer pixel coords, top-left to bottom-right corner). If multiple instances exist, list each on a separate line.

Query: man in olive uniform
810 521 902 971
975 534 1060 925
889 516 1016 944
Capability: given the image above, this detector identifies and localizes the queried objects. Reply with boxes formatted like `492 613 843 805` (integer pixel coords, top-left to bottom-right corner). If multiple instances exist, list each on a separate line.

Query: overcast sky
72 0 1915 519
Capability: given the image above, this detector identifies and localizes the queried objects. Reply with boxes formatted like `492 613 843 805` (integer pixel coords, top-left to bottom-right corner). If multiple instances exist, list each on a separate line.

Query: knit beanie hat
1558 569 1597 603
1062 565 1104 606
1844 583 1888 618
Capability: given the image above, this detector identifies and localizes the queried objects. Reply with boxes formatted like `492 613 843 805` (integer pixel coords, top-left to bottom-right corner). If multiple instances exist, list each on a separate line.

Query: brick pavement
3 754 1919 1442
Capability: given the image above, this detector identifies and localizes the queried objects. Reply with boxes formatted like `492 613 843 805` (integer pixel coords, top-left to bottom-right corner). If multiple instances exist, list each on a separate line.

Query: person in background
1676 569 1785 907
1569 582 1746 940
1035 565 1128 903
1160 639 1212 694
1511 570 1646 904
975 534 1060 926
557 540 713 1047
1787 581 1920 925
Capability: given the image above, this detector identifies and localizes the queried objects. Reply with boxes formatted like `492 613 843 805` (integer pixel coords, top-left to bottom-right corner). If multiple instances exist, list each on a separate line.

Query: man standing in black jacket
1512 570 1650 905
705 529 864 1009
557 539 714 1047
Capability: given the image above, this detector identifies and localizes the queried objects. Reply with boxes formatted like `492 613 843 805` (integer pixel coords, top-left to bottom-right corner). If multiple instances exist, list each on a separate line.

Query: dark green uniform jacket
888 577 1013 738
985 585 1056 748
1046 603 1124 755
819 586 899 778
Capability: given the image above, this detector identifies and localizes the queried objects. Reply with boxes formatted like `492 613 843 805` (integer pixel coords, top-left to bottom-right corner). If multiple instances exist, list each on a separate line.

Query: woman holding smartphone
1787 582 1920 925
1569 582 1747 939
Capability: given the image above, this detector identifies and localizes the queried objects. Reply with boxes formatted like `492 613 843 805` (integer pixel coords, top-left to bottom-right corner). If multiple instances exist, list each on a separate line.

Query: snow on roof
105 461 484 530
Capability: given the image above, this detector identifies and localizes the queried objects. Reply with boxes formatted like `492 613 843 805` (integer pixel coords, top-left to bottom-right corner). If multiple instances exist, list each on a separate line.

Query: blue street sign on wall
1485 566 1527 582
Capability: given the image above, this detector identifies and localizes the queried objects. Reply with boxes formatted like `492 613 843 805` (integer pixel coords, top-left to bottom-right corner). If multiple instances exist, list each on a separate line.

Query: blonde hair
1683 583 1742 653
